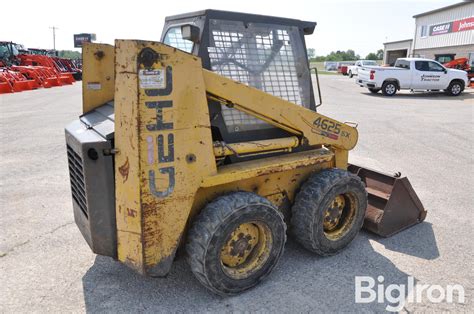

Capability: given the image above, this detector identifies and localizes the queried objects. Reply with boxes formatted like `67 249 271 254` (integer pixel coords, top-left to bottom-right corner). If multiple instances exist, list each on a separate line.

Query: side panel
82 43 115 114
114 41 143 272
114 40 216 276
190 160 334 227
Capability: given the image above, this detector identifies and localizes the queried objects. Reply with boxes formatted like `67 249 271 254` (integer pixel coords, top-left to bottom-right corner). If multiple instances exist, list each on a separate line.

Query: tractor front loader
65 10 426 295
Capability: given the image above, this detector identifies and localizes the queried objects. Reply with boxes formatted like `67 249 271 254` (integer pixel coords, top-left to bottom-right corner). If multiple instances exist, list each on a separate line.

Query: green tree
365 49 384 60
376 49 384 60
58 50 81 59
325 50 360 61
307 48 316 59
365 52 378 60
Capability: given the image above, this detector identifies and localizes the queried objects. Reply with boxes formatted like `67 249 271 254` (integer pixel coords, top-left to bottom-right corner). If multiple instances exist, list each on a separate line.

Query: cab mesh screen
163 27 194 53
208 20 310 133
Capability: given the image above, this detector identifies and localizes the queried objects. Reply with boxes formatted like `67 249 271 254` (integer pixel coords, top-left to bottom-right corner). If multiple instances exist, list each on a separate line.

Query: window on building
163 27 194 53
420 25 428 37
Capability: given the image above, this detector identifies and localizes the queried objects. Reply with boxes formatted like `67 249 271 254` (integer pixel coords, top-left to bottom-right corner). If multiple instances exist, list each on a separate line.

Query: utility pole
49 26 59 55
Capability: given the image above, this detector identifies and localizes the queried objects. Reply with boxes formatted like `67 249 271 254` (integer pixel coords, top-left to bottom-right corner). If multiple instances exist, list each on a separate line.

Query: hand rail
311 67 322 108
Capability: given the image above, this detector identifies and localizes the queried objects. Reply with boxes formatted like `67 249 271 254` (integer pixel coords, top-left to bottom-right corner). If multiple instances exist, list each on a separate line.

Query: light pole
49 26 59 55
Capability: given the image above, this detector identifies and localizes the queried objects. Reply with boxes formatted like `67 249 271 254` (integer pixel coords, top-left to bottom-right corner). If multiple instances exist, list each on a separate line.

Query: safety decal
139 69 165 89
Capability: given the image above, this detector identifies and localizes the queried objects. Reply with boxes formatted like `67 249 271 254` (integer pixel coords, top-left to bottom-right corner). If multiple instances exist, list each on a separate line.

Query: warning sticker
139 69 165 89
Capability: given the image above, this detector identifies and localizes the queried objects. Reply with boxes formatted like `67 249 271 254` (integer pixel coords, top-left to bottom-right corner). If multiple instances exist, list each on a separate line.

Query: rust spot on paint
119 157 130 183
127 208 137 217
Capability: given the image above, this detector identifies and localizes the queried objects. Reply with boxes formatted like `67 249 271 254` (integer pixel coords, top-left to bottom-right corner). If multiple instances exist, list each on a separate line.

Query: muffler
348 164 427 237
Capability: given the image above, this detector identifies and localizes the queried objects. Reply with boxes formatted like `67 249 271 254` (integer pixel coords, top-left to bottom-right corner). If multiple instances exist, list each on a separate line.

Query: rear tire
445 80 464 96
368 88 380 94
349 71 353 78
186 192 286 295
382 81 397 96
291 169 367 256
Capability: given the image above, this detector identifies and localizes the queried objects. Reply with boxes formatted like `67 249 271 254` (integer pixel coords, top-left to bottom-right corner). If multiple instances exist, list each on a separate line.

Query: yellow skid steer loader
65 10 426 295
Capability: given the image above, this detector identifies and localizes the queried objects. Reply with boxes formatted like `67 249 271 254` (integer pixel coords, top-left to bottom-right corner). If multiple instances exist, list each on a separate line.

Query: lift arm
203 70 358 151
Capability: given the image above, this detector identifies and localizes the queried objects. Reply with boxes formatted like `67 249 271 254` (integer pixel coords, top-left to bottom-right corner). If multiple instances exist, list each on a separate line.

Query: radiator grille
67 145 88 218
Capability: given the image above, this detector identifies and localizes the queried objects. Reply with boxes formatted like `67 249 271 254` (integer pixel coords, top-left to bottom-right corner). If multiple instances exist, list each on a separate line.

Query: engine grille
67 145 88 218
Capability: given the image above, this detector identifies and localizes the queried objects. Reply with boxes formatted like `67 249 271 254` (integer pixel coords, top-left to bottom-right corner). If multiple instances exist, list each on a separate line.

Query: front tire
349 71 353 78
445 80 464 96
186 192 286 295
382 81 397 96
291 169 367 256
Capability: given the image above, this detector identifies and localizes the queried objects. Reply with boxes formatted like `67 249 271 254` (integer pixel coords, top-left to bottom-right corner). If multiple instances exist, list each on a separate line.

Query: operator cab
161 10 317 144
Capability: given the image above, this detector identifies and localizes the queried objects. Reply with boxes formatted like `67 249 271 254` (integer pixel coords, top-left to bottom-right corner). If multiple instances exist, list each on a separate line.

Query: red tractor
444 58 474 87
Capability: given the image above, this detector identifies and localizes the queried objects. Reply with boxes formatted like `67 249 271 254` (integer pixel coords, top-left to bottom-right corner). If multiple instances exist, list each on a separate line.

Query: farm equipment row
0 41 81 94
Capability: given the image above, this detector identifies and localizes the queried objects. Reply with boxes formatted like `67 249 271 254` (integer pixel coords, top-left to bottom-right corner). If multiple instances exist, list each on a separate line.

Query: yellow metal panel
114 40 144 273
203 70 359 152
201 149 334 188
114 41 216 276
82 43 115 113
191 160 334 223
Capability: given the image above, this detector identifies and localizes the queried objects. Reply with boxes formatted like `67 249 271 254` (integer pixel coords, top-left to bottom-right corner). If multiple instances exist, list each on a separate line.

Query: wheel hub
452 84 461 94
322 191 358 241
220 221 272 279
323 195 345 231
387 84 395 94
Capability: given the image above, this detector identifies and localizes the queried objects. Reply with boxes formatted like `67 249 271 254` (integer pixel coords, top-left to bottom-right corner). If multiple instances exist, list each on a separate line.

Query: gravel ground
1 76 473 313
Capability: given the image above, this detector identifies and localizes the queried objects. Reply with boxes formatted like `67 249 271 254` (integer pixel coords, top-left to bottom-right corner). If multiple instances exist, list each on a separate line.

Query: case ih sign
430 17 474 36
73 33 96 48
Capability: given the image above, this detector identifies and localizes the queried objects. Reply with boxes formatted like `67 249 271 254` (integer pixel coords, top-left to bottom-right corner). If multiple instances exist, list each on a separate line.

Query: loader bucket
0 82 13 94
348 164 427 237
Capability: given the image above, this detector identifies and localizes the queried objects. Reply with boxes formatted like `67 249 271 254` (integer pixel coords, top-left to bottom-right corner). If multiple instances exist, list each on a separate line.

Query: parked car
348 60 378 78
356 58 469 96
338 64 349 75
324 61 338 71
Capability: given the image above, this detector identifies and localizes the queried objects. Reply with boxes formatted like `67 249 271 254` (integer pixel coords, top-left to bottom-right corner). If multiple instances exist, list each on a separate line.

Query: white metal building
384 1 473 65
412 1 473 63
383 39 413 65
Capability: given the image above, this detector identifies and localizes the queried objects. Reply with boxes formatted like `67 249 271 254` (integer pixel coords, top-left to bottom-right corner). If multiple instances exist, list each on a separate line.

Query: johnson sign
453 17 474 32
429 17 474 36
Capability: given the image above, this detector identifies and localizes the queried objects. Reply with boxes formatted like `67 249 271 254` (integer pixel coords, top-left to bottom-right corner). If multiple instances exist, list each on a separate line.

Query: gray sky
0 0 461 57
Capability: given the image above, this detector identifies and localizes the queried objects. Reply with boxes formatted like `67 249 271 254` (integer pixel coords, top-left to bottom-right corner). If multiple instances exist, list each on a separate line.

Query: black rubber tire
368 88 380 94
186 192 286 295
445 80 464 96
349 71 353 78
290 168 367 256
381 81 397 96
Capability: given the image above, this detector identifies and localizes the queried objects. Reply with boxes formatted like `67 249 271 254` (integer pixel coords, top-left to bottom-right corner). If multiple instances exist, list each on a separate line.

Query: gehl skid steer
65 10 426 295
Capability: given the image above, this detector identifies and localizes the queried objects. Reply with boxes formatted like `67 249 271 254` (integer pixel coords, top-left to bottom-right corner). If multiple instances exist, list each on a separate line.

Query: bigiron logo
355 275 465 312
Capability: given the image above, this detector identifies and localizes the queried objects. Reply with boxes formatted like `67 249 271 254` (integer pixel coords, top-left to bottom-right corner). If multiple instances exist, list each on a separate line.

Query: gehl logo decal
145 66 175 198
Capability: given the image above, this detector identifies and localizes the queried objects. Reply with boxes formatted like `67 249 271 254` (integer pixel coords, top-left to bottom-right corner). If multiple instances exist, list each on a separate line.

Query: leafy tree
58 50 81 59
307 48 316 59
365 49 384 60
365 53 378 60
310 49 376 62
376 49 384 60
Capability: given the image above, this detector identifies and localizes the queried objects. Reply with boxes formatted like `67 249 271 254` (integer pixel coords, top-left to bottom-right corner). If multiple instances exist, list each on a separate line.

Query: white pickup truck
347 60 378 78
356 58 469 96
